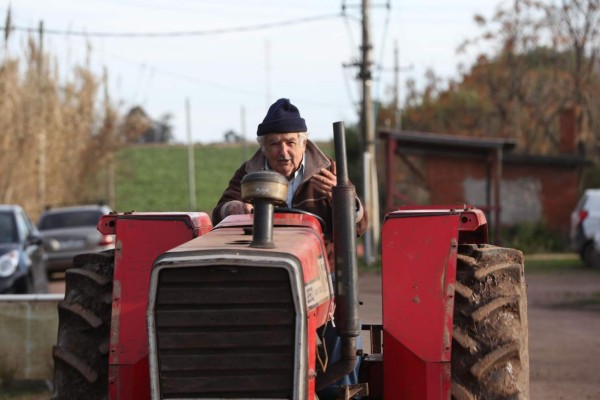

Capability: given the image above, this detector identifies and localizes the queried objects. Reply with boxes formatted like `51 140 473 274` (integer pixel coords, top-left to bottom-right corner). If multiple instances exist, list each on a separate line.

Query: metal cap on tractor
241 171 288 248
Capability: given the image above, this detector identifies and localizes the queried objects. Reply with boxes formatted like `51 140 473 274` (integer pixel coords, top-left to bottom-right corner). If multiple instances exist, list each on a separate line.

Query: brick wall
424 156 487 205
504 163 579 233
406 155 580 236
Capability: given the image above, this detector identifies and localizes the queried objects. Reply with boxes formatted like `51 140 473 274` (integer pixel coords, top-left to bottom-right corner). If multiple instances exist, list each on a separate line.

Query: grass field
114 143 250 214
113 142 333 215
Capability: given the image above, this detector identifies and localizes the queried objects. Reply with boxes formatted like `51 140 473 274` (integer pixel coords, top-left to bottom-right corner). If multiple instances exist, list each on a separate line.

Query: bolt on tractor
52 122 529 399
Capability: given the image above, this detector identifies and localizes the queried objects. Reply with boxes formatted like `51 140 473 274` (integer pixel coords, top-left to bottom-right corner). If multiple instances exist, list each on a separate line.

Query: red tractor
52 122 529 399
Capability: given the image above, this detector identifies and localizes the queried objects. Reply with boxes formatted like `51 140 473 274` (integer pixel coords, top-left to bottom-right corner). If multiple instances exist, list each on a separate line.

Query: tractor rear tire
52 250 114 400
451 244 529 400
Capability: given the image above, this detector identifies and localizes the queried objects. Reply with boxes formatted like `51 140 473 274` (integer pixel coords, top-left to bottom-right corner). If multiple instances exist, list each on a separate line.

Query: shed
378 129 588 242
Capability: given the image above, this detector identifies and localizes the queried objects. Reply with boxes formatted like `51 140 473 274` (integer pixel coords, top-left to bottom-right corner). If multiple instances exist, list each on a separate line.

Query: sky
9 0 500 144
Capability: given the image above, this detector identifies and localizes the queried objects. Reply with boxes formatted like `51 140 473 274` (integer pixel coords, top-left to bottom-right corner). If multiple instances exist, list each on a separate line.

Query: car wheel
15 273 33 294
582 243 600 268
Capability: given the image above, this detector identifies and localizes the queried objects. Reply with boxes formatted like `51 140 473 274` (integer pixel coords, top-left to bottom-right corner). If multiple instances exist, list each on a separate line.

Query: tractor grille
154 265 296 399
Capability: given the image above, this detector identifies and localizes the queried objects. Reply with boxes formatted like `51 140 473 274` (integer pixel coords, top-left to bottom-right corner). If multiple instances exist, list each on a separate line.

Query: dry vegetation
0 34 120 220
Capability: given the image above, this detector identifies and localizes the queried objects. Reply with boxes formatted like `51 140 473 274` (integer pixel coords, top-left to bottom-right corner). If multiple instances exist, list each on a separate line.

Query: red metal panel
383 332 451 399
393 205 488 243
106 212 211 400
217 212 324 234
381 210 458 399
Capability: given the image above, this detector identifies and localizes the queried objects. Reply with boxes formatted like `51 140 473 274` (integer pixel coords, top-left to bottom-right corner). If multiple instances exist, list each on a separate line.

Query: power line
2 13 341 38
88 43 348 110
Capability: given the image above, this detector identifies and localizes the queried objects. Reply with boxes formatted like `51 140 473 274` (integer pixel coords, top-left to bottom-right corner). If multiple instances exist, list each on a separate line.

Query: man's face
263 132 306 179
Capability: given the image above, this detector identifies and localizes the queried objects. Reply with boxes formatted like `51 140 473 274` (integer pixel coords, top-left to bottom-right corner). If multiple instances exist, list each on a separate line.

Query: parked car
570 188 600 267
37 204 114 276
0 204 48 294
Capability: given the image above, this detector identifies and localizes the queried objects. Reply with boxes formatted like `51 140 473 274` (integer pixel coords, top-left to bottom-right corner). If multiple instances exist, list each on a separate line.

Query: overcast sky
9 0 499 143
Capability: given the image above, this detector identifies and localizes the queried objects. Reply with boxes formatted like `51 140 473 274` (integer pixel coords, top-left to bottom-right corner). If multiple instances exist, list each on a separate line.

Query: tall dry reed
0 34 120 220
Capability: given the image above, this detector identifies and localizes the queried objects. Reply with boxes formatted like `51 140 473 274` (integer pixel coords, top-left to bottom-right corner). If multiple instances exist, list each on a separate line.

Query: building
378 109 589 243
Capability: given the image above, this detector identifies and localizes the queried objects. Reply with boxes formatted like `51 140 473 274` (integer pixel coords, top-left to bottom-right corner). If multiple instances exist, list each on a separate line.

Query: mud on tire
451 244 529 400
52 250 114 400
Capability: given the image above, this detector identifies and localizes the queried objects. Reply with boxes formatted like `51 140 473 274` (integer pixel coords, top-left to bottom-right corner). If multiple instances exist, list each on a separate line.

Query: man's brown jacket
211 140 368 238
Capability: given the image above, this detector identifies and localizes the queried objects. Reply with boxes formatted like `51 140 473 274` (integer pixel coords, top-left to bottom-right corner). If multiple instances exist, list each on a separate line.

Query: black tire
451 244 529 400
52 250 114 400
581 242 600 268
15 273 33 294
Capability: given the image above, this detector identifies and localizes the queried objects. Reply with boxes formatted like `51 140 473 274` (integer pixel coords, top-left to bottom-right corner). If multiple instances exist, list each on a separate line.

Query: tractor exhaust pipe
316 121 360 391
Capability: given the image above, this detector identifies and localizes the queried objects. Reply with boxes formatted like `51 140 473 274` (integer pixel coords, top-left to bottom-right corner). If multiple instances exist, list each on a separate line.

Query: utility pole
241 105 248 160
265 40 271 108
186 98 196 211
38 20 46 209
103 67 115 208
393 40 401 131
343 0 388 264
392 40 412 131
359 0 379 265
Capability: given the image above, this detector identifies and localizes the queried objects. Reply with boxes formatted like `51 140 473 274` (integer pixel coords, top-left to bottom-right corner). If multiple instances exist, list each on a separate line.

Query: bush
502 222 566 254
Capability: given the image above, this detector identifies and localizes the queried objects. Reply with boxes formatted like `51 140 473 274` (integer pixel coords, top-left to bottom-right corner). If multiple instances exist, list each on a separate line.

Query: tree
383 0 599 157
121 107 173 144
542 0 600 155
223 129 244 143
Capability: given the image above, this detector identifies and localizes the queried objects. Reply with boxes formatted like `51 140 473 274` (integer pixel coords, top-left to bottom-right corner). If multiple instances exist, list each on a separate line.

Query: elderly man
212 98 368 238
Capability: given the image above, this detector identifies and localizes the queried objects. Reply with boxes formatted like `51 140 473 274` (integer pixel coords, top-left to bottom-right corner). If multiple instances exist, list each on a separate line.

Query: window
0 212 17 243
39 211 104 230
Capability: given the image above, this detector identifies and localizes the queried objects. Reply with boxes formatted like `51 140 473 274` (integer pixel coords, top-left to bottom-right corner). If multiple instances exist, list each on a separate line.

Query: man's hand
314 161 337 200
222 200 254 218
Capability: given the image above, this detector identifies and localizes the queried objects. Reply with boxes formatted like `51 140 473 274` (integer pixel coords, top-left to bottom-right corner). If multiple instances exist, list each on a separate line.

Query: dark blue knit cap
257 98 307 136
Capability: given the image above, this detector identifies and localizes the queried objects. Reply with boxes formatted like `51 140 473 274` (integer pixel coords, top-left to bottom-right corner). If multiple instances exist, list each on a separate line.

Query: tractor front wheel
52 251 114 400
452 244 529 400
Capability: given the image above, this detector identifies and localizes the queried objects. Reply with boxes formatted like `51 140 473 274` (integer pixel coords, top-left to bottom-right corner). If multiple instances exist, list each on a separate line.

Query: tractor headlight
0 250 19 277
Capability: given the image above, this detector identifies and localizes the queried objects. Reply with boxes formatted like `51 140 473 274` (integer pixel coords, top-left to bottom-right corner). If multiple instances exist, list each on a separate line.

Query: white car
570 189 600 266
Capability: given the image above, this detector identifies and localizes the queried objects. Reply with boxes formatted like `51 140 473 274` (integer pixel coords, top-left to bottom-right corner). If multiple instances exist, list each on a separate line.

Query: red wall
424 157 487 205
504 163 578 233
413 155 579 235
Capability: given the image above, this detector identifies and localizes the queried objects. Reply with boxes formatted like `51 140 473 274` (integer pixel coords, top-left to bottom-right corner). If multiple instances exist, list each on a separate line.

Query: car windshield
0 212 17 243
39 211 104 230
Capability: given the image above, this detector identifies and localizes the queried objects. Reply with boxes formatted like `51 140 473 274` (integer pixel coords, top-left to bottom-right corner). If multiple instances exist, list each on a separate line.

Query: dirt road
49 267 600 399
358 267 600 399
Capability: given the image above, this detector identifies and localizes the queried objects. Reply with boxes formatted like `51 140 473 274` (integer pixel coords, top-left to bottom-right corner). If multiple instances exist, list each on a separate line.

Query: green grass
113 141 334 216
115 144 253 215
524 253 588 273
